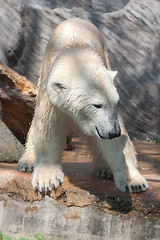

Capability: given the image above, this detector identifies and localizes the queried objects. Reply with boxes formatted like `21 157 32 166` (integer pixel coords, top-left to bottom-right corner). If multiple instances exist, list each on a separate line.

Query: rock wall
0 0 160 141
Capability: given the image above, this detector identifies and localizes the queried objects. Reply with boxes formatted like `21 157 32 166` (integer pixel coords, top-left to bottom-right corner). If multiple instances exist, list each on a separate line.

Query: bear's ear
108 70 118 82
52 82 68 93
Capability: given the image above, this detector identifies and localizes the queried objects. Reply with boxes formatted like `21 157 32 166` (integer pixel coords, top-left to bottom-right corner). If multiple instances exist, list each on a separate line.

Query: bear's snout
96 119 121 140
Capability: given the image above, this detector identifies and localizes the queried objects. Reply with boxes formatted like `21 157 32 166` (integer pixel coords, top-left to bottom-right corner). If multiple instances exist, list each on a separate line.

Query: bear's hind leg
86 137 112 179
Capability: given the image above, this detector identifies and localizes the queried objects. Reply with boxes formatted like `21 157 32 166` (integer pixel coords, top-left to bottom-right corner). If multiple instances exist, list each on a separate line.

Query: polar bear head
47 48 121 139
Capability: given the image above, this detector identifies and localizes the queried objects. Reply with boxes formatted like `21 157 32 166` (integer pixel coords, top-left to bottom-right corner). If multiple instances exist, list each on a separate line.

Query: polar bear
18 18 149 194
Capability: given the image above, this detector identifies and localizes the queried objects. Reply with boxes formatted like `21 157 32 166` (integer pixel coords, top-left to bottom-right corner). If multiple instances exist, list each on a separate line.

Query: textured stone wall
0 0 160 141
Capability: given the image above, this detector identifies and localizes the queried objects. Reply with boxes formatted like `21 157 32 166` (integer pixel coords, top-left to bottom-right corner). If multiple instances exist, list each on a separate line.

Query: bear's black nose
108 129 121 139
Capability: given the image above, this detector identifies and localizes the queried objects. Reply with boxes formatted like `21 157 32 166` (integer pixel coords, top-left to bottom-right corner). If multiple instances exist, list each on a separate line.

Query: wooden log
0 62 37 143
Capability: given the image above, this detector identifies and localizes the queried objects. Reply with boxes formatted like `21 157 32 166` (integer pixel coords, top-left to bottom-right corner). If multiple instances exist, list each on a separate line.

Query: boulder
0 101 24 163
0 0 159 141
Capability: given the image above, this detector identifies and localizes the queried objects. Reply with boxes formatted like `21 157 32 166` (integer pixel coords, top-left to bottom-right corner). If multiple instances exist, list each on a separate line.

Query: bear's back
46 19 107 64
40 19 109 85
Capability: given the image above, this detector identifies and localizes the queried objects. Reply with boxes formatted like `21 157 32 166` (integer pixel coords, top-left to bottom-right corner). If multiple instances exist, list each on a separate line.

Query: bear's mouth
95 126 121 139
95 127 107 139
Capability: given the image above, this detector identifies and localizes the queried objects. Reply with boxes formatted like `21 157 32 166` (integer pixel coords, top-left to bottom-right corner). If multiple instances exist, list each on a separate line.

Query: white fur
18 18 149 193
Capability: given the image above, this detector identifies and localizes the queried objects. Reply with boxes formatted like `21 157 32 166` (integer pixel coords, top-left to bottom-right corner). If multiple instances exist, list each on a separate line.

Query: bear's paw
96 168 113 179
18 156 34 173
114 171 149 193
32 164 64 195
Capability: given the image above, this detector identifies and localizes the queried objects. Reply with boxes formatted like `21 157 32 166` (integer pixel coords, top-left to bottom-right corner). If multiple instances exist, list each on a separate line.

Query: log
0 62 37 143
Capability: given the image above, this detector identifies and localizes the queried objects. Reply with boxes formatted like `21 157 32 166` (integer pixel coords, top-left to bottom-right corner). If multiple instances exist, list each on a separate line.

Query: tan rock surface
0 139 159 216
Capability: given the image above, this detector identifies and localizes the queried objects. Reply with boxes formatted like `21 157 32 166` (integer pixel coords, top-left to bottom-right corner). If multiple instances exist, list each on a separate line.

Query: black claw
34 186 38 196
143 184 146 188
135 185 138 190
138 185 142 190
52 184 57 194
31 166 34 173
26 166 30 173
125 185 129 192
99 170 102 178
24 165 27 173
58 179 62 186
131 185 135 191
40 187 45 197
46 187 51 197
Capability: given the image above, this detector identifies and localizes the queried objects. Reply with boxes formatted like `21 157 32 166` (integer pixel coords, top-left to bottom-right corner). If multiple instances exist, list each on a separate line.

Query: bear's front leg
95 131 149 193
28 103 69 194
111 136 149 193
22 94 68 194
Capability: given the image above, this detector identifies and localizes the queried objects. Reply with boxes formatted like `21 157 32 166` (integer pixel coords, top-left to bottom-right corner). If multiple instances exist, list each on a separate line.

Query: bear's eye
93 104 103 109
